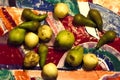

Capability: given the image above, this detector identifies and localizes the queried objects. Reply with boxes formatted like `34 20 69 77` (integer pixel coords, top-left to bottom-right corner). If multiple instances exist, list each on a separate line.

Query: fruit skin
41 63 58 80
22 8 47 21
25 32 39 49
8 28 26 46
38 43 48 68
18 21 40 32
95 30 117 49
54 3 69 18
73 13 96 27
38 25 53 42
55 30 75 50
83 53 98 70
87 9 103 32
65 46 84 67
23 51 40 68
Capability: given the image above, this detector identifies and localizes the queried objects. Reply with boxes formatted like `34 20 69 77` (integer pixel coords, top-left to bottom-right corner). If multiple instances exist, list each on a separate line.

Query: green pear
95 30 117 50
73 13 96 27
8 28 26 46
18 21 40 32
22 8 47 21
87 9 103 32
38 43 48 68
65 46 84 67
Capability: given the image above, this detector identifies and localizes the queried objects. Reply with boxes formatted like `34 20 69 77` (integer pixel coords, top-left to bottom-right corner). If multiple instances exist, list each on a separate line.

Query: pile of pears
73 9 117 50
8 8 49 48
7 7 117 71
73 9 103 32
7 9 52 69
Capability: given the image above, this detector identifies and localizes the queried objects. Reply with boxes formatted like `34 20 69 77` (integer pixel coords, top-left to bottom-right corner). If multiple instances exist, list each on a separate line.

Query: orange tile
14 70 30 80
95 71 115 79
57 70 99 80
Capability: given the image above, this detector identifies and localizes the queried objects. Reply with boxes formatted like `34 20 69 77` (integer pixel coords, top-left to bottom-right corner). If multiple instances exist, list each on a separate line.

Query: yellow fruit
23 51 40 68
54 3 69 18
83 53 98 70
38 25 53 42
25 32 39 49
42 63 58 80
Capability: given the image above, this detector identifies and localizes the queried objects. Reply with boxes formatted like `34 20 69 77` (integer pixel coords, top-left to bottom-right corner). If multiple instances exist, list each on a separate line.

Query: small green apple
8 28 26 46
25 32 39 49
41 63 58 80
83 53 98 70
55 30 75 50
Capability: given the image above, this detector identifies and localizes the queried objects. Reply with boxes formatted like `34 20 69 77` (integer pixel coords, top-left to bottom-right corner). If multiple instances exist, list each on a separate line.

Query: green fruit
73 13 96 27
25 32 39 49
22 8 47 21
54 3 69 18
38 25 53 42
38 43 48 68
95 30 117 49
23 51 40 68
65 46 84 67
18 21 40 32
73 45 84 52
55 30 75 50
8 28 26 45
83 53 98 70
87 9 103 32
42 63 58 80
